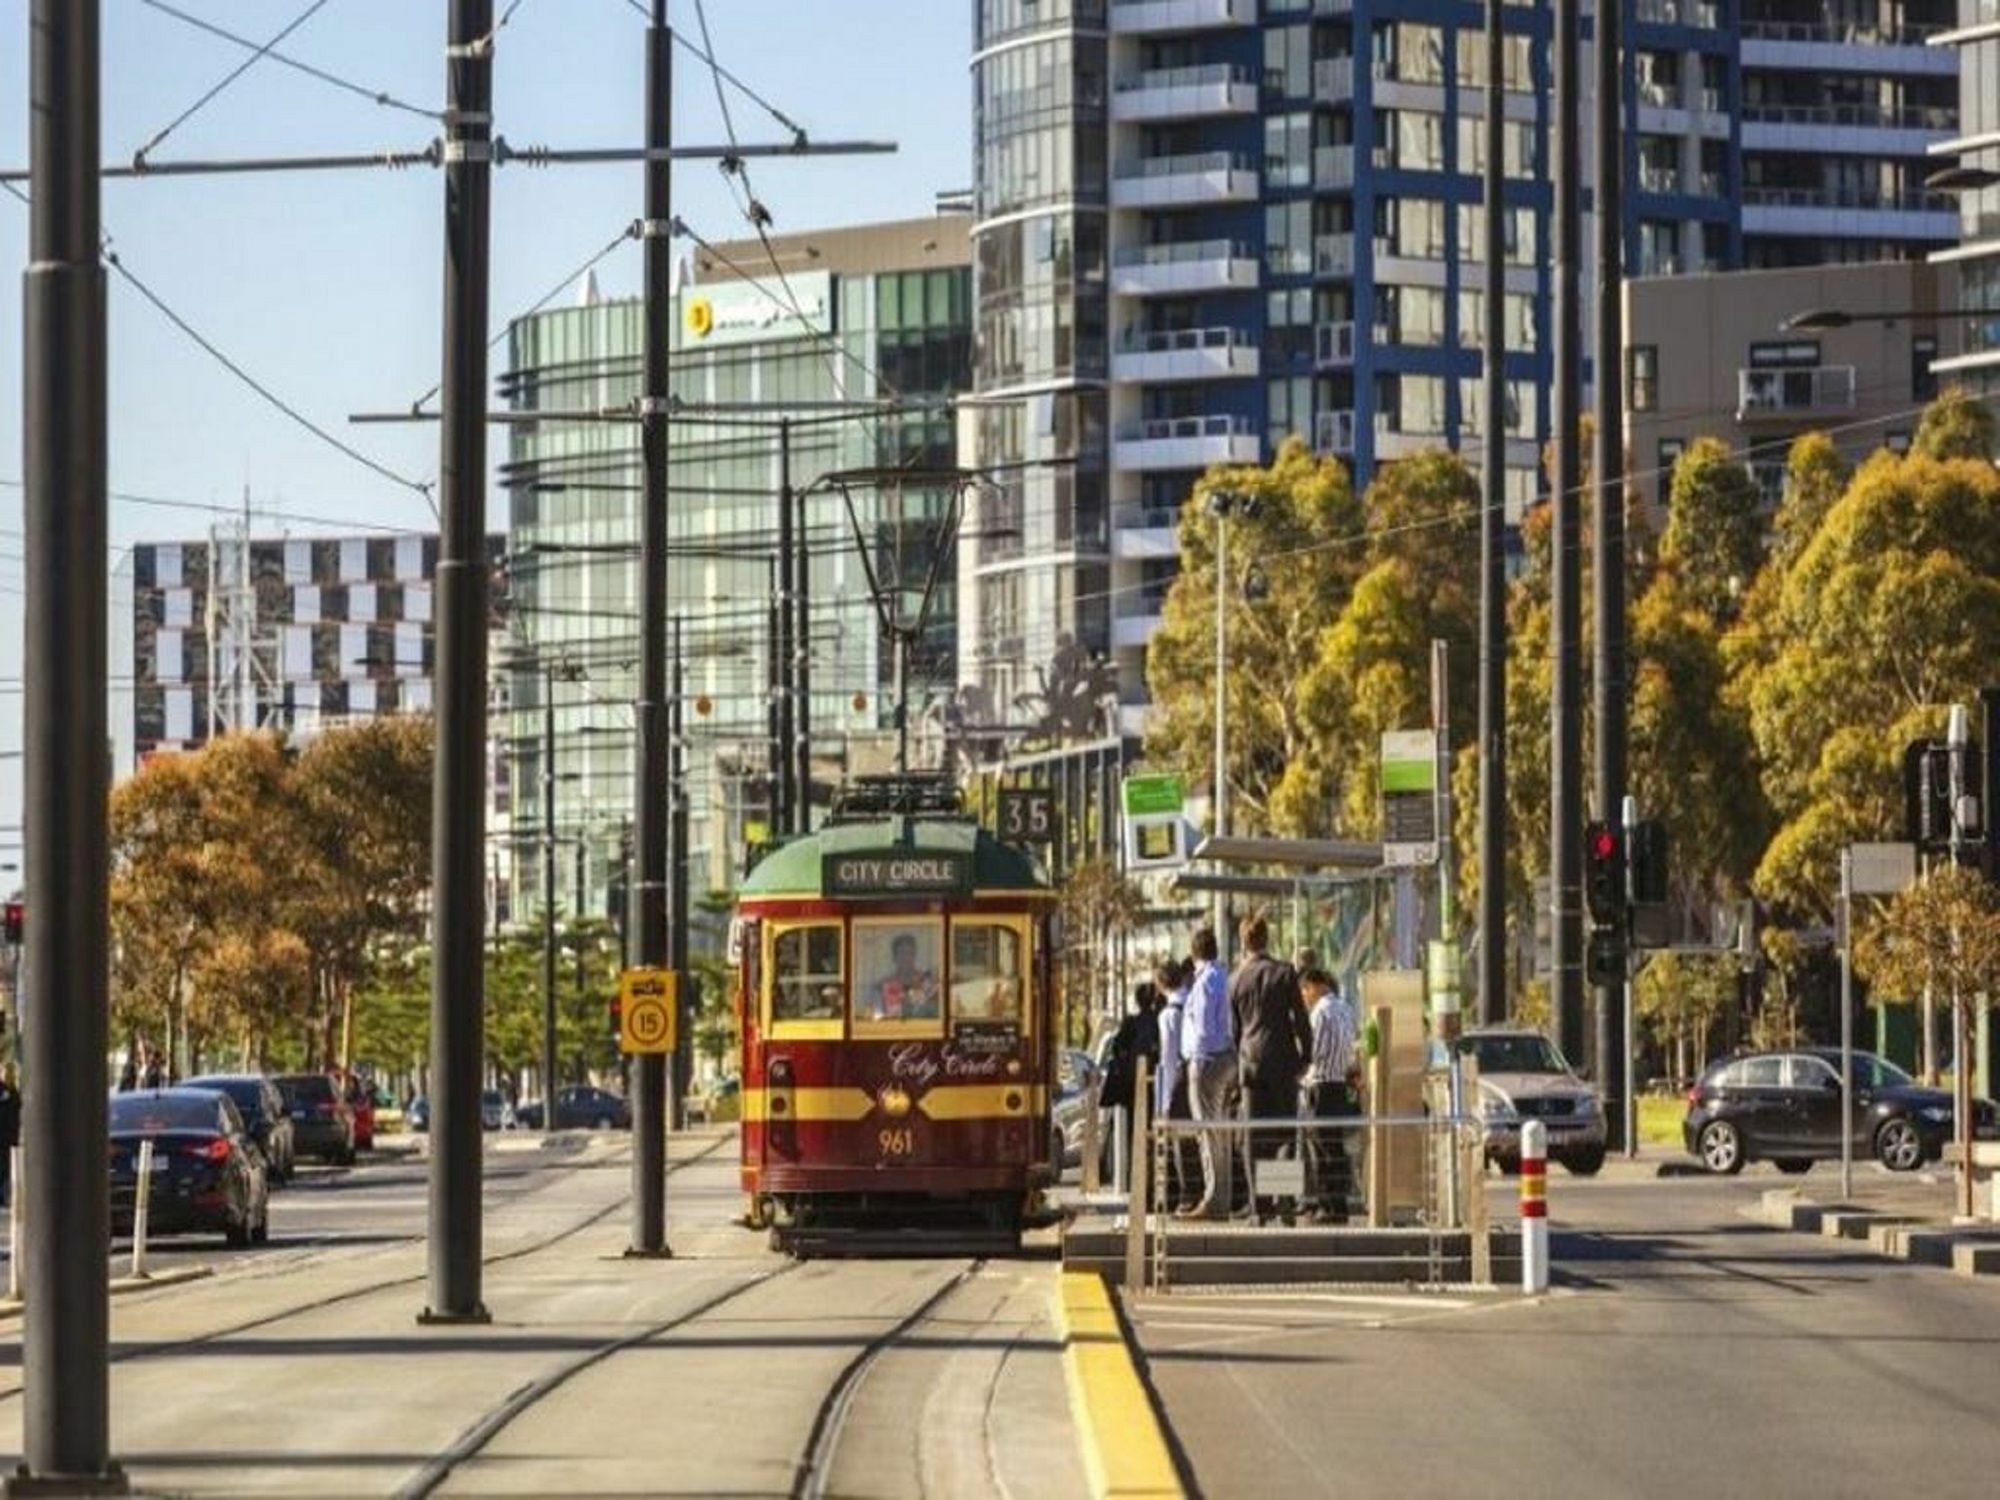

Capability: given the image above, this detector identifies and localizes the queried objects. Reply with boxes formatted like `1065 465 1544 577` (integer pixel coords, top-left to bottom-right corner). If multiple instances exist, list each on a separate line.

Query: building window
1629 346 1659 412
1656 438 1685 509
1912 335 1938 401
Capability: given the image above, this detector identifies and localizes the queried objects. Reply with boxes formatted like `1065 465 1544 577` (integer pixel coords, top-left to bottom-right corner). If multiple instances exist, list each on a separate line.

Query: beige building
1624 260 1964 513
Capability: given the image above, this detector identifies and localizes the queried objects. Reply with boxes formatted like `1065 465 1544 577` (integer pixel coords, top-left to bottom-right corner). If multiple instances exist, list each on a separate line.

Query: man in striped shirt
1300 966 1359 1223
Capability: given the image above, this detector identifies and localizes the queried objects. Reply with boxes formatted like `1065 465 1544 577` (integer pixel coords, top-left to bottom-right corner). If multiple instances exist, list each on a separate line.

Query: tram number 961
877 1127 915 1158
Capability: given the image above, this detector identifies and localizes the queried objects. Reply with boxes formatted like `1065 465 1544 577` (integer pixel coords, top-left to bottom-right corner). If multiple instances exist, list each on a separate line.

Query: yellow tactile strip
1056 1270 1186 1500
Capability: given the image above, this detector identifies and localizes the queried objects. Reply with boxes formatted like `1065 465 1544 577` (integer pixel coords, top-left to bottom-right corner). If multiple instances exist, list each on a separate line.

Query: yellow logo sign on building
619 967 678 1054
684 296 714 339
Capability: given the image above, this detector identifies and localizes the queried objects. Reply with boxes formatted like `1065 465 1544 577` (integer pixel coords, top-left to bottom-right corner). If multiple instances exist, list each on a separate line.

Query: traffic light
1629 820 1669 906
1586 926 1625 987
1583 821 1625 924
2 901 20 947
1907 738 1953 854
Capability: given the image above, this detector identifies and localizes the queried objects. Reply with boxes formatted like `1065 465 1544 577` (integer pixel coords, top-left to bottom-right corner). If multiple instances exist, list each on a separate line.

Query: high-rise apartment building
500 217 971 917
964 0 1963 717
1931 0 2000 390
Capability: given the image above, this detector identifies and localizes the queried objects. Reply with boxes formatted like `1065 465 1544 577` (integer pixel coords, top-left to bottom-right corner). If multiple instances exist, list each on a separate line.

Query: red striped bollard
1521 1118 1548 1293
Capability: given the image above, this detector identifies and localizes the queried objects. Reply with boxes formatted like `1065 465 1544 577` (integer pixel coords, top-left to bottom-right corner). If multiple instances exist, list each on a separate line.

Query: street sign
997 786 1056 845
618 968 678 1054
1849 841 1917 897
1379 730 1437 863
1121 773 1185 818
822 849 973 899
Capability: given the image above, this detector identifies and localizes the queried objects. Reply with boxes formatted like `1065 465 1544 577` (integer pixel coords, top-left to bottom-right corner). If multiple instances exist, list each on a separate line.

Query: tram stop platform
1061 1206 1522 1289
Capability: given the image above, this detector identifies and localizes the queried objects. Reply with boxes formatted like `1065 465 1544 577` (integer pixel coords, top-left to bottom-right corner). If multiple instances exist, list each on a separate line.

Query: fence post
1366 1006 1392 1228
1125 1057 1152 1294
131 1139 155 1280
1520 1118 1548 1294
1082 1078 1102 1195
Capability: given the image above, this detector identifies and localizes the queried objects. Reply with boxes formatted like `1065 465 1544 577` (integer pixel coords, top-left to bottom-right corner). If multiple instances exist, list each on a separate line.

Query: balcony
1637 161 1681 195
1113 326 1261 383
1111 600 1166 651
1635 0 1720 24
1740 20 1953 75
1312 57 1356 103
1736 365 1857 421
1112 506 1182 561
1110 0 1255 34
1112 414 1261 470
1313 235 1355 278
1112 63 1259 122
1313 409 1356 458
1111 238 1260 296
1314 321 1356 368
1111 150 1259 208
1314 144 1355 190
1740 102 1956 156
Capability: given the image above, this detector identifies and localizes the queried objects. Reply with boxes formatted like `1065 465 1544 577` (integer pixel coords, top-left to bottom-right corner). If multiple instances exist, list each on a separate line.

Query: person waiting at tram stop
1176 926 1240 1221
1230 911 1312 1224
868 933 940 1020
1299 966 1360 1224
1099 979 1162 1182
1153 957 1202 1212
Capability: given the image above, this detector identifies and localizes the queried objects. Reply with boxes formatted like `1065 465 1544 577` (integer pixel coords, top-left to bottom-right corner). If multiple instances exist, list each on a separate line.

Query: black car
109 1089 270 1246
514 1086 631 1131
184 1074 296 1184
1683 1047 2000 1175
274 1073 357 1165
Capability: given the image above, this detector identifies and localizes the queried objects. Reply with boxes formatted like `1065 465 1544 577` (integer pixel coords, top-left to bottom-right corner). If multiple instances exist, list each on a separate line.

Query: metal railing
1115 413 1256 442
1118 325 1254 356
1315 408 1356 455
1114 237 1254 268
1740 18 1945 44
1116 150 1256 181
1738 364 1857 415
1115 62 1254 94
1743 184 1955 213
1636 0 1720 23
1743 101 1956 131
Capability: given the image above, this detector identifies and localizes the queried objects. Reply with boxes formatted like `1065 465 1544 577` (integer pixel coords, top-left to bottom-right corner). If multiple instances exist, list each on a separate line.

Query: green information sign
1121 773 1186 818
1379 730 1438 793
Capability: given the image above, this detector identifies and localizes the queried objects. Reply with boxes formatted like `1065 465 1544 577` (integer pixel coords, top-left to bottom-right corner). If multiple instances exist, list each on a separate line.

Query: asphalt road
1136 1168 2000 1498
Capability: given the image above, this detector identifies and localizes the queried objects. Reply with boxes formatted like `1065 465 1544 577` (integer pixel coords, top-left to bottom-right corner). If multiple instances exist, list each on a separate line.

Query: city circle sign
822 850 973 899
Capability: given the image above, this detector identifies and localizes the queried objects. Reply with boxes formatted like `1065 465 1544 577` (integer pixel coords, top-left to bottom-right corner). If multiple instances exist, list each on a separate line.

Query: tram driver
866 932 942 1020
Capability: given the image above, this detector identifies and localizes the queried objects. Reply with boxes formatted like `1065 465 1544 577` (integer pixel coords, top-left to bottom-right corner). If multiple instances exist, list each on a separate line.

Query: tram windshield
853 918 944 1023
951 921 1024 1024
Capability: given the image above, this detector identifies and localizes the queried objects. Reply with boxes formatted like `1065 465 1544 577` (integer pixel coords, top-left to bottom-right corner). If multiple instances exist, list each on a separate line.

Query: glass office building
499 218 971 919
1932 0 2000 390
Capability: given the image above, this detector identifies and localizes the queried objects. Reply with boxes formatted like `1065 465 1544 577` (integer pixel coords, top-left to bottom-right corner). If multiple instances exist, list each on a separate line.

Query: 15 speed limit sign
619 968 678 1054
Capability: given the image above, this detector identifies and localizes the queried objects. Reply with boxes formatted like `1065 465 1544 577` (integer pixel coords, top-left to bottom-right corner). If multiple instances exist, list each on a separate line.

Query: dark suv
274 1073 357 1165
1683 1047 2000 1175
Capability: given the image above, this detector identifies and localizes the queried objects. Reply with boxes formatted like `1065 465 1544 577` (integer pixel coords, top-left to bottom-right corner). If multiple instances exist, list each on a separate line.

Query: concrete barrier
1056 1271 1183 1499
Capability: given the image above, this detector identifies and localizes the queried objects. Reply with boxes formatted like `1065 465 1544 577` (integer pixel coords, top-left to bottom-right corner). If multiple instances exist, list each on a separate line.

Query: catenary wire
131 0 337 165
620 0 809 141
138 0 442 122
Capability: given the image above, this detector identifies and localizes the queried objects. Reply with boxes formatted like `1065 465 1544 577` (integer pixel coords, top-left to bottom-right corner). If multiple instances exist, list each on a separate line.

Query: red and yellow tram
733 782 1057 1254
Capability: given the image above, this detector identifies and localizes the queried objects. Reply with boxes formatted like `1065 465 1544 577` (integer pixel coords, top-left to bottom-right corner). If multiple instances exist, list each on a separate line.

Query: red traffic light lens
1591 829 1617 860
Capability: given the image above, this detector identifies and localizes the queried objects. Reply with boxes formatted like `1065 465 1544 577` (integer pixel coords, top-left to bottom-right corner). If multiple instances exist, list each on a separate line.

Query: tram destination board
823 849 974 899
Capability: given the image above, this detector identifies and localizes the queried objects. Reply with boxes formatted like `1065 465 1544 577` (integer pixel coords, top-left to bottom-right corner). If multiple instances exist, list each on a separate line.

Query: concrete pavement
1131 1171 2000 1497
0 1131 1092 1498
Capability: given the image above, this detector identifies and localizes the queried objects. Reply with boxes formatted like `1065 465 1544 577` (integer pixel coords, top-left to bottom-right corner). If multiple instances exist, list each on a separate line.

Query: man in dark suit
1229 912 1311 1222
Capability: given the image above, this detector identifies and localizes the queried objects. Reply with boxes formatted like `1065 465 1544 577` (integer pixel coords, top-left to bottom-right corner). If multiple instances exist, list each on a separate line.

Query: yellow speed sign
619 968 678 1054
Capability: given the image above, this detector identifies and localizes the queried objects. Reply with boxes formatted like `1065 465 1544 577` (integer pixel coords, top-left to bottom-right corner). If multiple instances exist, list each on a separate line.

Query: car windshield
279 1075 334 1104
109 1094 220 1133
186 1078 264 1115
1460 1034 1567 1075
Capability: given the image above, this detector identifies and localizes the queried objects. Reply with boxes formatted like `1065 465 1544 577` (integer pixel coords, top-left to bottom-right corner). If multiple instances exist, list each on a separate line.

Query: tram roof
740 818 1048 899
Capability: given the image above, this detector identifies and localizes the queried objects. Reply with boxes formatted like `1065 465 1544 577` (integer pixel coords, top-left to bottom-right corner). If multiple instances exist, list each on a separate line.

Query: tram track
0 1132 729 1404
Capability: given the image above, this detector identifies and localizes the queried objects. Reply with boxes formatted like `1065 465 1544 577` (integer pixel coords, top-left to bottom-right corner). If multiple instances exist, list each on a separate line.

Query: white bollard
1520 1119 1548 1295
131 1139 155 1280
7 1146 21 1300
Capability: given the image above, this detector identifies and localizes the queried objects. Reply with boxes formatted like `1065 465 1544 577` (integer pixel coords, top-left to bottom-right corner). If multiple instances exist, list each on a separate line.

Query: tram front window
771 925 844 1023
951 921 1025 1024
853 919 943 1025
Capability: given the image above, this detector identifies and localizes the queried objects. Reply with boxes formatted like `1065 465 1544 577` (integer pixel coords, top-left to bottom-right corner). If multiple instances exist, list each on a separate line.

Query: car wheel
593 1115 610 1131
1875 1116 1925 1172
224 1214 251 1249
1562 1146 1606 1177
251 1205 270 1245
1698 1119 1745 1175
1773 1158 1813 1175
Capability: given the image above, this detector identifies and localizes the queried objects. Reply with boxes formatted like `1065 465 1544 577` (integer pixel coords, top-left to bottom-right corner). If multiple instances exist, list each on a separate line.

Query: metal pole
1593 0 1628 1153
774 433 795 833
1478 0 1508 1026
1840 846 1854 1201
791 428 812 835
766 560 783 827
670 621 692 1128
1213 511 1230 952
20 1 123 1481
542 669 558 1127
629 0 672 1256
1551 0 1585 1070
423 0 496 1326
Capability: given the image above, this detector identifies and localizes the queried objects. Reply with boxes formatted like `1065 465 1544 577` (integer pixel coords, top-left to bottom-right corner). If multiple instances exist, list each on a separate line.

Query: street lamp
1780 307 2000 333
1206 488 1261 954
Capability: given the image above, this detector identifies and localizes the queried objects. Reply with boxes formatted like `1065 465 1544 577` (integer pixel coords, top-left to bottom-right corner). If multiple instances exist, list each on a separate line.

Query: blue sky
0 0 973 850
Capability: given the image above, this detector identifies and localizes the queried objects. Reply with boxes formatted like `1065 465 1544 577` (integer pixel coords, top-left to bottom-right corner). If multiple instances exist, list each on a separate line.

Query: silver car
1457 1028 1607 1175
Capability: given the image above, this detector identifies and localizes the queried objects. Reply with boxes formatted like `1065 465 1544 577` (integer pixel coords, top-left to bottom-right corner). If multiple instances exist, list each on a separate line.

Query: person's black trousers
1306 1081 1358 1222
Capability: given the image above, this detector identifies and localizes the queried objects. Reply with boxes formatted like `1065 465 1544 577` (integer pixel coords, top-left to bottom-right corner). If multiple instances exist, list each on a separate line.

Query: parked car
515 1086 631 1131
274 1073 357 1165
109 1088 269 1246
1456 1027 1607 1175
371 1086 405 1135
1051 1048 1104 1176
337 1073 376 1151
182 1074 295 1185
1683 1047 2000 1175
481 1089 516 1132
407 1095 429 1133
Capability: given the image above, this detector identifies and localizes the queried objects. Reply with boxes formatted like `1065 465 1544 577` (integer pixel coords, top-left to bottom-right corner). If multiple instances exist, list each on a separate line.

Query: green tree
1634 952 1736 1087
1055 857 1145 1046
1910 384 1997 462
1144 438 1365 836
1660 436 1763 622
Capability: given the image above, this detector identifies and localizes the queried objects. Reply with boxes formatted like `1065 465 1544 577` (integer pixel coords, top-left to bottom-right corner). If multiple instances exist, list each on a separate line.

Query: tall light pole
1551 0 1585 1069
21 0 124 1486
1207 490 1257 954
1477 0 1508 1025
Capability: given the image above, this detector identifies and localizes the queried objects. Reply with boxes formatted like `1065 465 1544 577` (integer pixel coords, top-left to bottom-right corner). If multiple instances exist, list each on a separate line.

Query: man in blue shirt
1177 927 1238 1218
